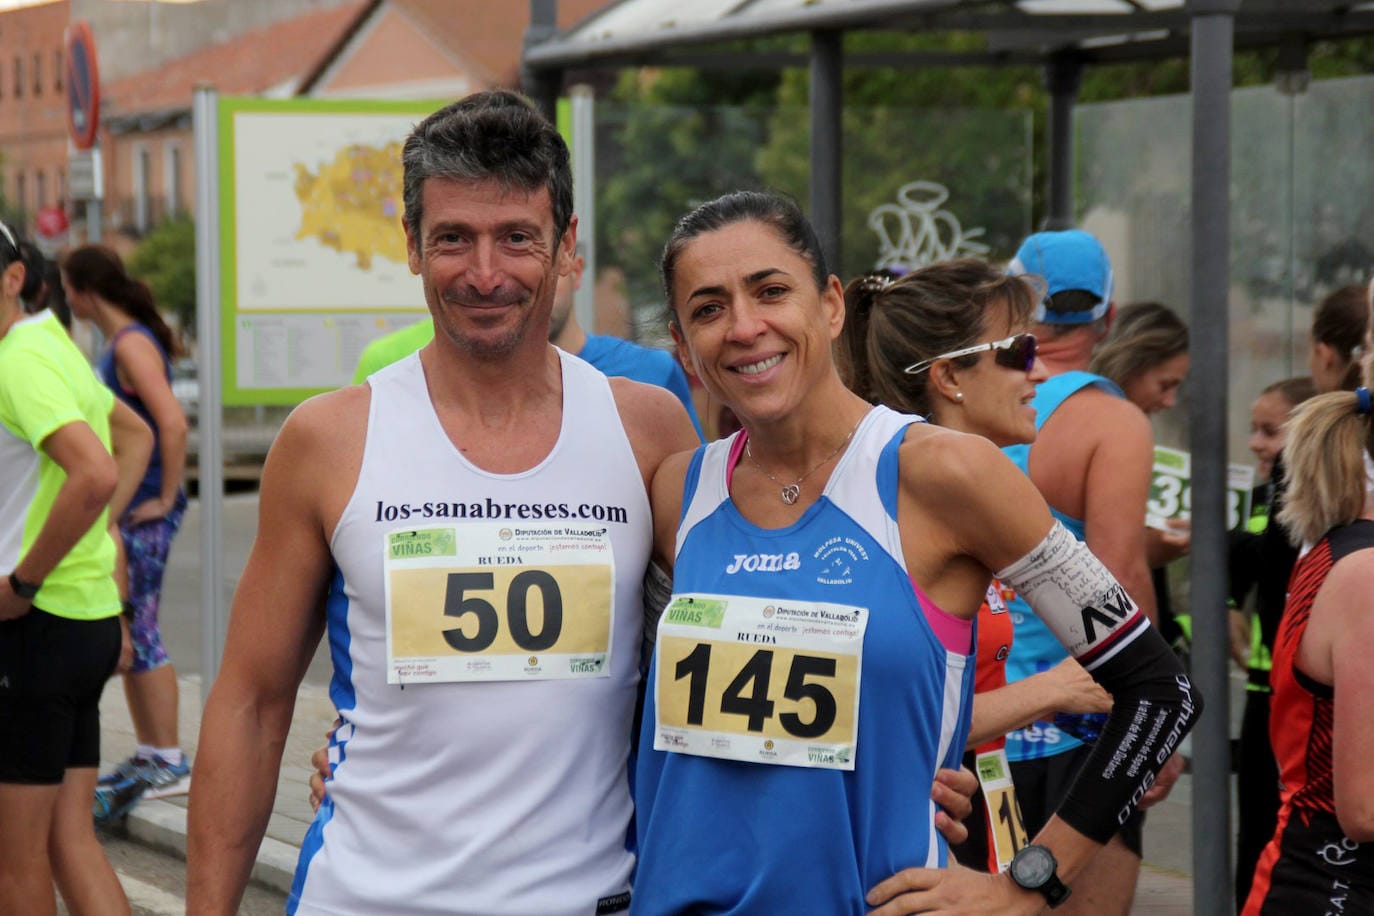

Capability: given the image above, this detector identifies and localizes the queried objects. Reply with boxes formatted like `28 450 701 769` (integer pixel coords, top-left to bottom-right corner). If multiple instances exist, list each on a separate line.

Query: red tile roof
304 0 611 93
103 1 370 117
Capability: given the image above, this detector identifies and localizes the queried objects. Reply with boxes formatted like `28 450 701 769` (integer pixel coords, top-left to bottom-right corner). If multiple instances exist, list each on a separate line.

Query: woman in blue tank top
631 192 1196 914
61 245 193 816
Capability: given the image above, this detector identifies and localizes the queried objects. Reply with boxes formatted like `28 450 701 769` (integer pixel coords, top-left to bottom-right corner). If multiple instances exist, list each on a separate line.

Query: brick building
0 0 72 235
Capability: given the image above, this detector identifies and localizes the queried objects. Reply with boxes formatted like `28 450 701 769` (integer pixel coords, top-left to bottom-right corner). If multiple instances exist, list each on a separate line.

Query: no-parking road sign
65 20 101 150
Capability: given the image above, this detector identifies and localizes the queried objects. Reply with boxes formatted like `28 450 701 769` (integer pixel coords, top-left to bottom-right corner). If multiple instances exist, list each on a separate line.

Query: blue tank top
633 407 976 914
1001 370 1123 762
98 323 173 507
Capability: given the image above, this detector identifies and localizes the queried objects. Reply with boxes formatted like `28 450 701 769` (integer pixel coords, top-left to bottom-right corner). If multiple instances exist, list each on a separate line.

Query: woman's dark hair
660 190 827 327
1312 284 1369 391
837 258 1038 417
60 244 179 356
1089 301 1189 389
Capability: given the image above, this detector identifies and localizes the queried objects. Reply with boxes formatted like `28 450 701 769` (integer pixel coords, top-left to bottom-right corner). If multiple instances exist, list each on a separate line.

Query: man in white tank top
185 91 699 915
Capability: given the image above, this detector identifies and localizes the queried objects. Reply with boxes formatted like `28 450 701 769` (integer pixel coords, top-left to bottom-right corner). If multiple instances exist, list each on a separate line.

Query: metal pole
192 84 225 702
1044 54 1082 231
523 0 560 122
809 29 843 273
1188 3 1238 912
570 84 596 334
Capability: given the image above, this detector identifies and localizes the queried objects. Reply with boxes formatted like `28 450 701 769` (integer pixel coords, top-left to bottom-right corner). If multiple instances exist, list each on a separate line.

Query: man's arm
0 420 118 620
186 391 363 914
1082 399 1158 623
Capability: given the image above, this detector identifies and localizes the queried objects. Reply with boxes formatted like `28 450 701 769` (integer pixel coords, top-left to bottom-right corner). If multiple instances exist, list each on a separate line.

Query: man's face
405 177 574 362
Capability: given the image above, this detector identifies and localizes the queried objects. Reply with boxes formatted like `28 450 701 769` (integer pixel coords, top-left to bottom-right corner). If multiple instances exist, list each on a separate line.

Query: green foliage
127 214 196 338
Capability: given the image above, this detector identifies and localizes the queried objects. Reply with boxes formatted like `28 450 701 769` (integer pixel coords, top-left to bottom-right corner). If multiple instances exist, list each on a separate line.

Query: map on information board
219 97 444 405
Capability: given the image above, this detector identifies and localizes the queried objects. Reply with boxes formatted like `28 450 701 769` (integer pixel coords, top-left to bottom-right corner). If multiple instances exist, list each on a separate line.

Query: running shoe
97 753 149 787
93 774 147 827
137 754 192 800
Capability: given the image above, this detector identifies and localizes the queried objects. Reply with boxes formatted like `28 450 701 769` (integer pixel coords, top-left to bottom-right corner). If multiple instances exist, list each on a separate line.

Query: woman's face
1123 352 1190 415
936 306 1048 448
60 273 93 321
1248 390 1291 483
669 220 843 425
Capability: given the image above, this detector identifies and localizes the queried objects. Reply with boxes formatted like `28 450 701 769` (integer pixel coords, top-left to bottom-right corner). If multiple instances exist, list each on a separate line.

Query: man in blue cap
999 229 1175 915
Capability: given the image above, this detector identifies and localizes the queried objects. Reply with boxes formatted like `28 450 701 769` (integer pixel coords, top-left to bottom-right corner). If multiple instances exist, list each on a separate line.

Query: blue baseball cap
1008 229 1114 325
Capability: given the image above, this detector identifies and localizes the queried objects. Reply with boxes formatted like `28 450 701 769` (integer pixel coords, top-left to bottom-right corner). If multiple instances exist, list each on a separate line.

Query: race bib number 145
654 593 867 770
384 523 615 684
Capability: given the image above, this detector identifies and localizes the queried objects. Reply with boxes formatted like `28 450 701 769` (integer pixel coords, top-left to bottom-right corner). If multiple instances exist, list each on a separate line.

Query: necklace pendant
781 484 800 505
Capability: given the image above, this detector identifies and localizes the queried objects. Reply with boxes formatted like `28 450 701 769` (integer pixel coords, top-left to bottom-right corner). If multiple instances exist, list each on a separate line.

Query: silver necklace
745 417 863 506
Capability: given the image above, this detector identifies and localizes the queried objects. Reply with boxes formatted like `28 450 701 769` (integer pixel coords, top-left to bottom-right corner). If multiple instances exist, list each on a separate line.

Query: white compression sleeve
994 521 1150 671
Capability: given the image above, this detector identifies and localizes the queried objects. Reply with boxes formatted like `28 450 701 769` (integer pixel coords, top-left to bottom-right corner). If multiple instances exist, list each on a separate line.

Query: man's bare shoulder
1046 384 1152 443
273 384 371 458
608 376 700 470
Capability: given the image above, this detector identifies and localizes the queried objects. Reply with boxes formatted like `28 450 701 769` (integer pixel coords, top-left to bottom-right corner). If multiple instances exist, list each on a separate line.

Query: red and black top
1244 519 1374 915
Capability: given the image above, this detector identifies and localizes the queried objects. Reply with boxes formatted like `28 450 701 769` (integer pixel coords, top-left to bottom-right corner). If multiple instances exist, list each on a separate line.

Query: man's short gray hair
402 90 573 242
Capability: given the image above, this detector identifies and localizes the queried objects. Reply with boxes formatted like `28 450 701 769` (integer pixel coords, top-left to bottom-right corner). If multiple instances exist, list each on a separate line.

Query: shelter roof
526 0 1374 69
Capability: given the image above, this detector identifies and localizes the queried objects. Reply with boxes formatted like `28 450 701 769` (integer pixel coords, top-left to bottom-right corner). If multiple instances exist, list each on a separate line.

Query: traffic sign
65 20 101 150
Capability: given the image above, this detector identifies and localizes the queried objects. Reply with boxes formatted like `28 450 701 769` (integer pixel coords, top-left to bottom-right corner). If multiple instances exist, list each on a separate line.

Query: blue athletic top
633 406 975 914
98 323 174 507
579 334 704 441
1001 370 1123 762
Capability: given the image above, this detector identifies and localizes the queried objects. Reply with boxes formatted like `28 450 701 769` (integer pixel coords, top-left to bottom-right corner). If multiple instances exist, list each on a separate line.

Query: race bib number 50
654 593 867 770
384 523 615 683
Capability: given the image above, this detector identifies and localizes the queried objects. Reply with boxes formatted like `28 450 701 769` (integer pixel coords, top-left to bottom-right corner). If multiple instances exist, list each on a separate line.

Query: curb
119 798 299 898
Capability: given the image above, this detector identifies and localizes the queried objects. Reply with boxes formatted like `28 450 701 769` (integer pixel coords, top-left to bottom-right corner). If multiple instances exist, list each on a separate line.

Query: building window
36 171 46 209
164 145 182 215
15 171 26 214
57 168 65 204
14 57 22 98
134 146 151 233
32 54 40 95
53 50 61 91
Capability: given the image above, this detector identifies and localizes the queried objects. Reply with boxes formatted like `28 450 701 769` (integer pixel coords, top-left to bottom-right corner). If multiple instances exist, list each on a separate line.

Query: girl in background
61 245 192 818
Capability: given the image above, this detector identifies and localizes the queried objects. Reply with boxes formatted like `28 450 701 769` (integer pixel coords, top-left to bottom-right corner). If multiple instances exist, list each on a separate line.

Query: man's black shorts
0 607 120 784
1010 742 1146 857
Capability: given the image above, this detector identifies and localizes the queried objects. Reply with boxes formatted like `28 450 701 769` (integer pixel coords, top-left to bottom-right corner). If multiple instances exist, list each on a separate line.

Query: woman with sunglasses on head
837 260 1112 879
631 191 1197 915
60 245 193 817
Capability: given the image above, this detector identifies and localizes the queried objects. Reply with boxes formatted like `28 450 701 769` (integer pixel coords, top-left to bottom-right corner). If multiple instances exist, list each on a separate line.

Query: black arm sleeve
995 521 1202 844
1055 628 1201 843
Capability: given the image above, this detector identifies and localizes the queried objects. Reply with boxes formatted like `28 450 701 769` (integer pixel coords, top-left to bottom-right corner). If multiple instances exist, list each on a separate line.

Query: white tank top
289 349 651 916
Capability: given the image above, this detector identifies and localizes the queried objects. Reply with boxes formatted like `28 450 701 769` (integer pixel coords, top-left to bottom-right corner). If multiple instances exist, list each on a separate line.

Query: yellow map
293 142 407 270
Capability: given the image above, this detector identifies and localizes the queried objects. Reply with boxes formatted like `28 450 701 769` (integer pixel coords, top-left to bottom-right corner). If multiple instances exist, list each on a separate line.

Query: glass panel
592 101 1031 344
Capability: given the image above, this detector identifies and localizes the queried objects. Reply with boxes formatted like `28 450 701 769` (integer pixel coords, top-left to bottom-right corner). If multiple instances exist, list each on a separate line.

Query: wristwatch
8 571 40 601
1009 844 1071 908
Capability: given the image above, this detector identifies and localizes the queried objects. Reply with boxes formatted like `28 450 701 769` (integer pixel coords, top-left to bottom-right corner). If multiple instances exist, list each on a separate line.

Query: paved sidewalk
99 675 1201 911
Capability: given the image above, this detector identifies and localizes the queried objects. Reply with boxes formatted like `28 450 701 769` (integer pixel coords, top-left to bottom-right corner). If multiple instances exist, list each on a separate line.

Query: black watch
8 571 40 600
1009 844 1071 908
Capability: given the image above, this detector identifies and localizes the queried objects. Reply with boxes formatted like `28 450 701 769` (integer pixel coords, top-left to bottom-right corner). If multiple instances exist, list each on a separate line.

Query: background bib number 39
654 593 867 770
384 522 615 683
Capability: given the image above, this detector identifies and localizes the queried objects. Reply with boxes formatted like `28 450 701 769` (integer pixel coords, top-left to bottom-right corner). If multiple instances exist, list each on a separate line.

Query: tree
128 214 196 338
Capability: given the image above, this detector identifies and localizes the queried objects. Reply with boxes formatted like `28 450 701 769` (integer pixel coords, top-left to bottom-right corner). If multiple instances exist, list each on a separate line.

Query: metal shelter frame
523 2 1374 913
